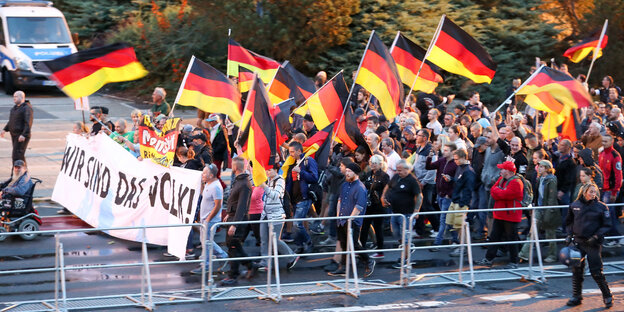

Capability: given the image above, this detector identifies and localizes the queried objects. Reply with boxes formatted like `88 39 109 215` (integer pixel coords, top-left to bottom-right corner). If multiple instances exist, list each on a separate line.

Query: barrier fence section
1 204 624 311
0 223 207 312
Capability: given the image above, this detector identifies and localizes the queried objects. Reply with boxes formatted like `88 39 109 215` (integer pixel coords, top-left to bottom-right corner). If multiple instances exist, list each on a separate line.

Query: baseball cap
13 160 25 167
474 136 487 149
205 113 219 122
192 133 207 142
497 161 516 173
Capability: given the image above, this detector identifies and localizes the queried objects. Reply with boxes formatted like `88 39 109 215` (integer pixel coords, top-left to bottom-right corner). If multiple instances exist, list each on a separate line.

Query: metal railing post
200 223 207 301
346 218 359 298
403 214 412 287
54 234 60 311
271 222 282 302
141 227 153 310
58 242 67 311
266 222 274 300
464 218 475 288
528 206 545 282
207 223 216 300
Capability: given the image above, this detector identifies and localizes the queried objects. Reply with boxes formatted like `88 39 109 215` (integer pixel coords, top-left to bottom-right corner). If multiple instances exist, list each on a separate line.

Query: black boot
592 273 613 308
567 267 584 306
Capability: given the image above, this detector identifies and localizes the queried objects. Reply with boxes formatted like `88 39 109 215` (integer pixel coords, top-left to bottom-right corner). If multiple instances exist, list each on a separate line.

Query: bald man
1 91 33 163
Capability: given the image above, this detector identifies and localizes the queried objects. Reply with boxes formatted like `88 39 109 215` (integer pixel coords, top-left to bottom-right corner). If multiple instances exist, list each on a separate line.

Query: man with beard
1 91 32 163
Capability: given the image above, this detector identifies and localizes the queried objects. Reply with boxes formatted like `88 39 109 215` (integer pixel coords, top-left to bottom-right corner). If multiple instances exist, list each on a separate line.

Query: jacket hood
579 148 594 166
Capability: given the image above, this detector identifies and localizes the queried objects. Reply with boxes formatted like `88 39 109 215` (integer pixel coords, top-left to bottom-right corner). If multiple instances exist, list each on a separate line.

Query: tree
195 0 359 73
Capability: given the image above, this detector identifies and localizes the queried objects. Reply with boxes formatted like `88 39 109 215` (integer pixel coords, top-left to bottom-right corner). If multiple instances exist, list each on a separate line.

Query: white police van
0 0 77 94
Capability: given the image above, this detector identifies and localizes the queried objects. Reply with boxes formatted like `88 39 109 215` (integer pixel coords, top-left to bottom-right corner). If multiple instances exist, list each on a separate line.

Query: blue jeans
293 199 312 246
434 196 458 245
559 191 571 229
390 214 410 243
327 194 339 239
470 185 489 236
258 219 296 266
204 220 228 264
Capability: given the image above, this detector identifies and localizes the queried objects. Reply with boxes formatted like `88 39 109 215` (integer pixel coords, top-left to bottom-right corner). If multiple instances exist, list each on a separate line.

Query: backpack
504 174 533 207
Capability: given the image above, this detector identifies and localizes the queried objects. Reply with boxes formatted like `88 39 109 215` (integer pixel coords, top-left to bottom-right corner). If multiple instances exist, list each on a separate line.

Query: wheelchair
0 178 42 241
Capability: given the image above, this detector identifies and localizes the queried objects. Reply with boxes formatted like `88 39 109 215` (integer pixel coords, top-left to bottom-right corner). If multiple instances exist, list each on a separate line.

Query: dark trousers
243 213 262 244
337 223 369 266
485 219 519 263
360 215 385 250
415 183 439 235
226 225 251 278
10 133 29 163
575 238 604 275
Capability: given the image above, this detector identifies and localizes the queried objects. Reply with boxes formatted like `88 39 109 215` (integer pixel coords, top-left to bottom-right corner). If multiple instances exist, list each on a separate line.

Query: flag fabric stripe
517 67 592 110
272 98 296 146
246 76 277 186
564 35 608 63
523 92 564 114
392 33 444 89
281 122 333 177
176 58 242 122
267 67 306 105
268 78 290 104
308 72 349 131
42 43 135 73
50 47 143 87
282 62 316 98
227 39 280 83
338 105 368 151
41 43 147 99
61 62 147 99
355 32 403 120
238 69 254 93
428 17 497 84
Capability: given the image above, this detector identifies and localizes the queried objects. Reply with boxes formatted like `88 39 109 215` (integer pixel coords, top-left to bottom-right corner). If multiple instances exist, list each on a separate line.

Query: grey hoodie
481 145 505 188
412 142 436 185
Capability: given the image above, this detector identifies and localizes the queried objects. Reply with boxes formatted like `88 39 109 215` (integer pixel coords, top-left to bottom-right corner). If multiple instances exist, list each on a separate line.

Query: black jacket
4 101 33 137
226 173 252 222
566 197 611 241
211 127 228 162
555 153 576 194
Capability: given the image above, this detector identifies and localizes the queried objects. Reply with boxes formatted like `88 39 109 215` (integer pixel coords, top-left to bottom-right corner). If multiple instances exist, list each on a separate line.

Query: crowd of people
3 66 622 307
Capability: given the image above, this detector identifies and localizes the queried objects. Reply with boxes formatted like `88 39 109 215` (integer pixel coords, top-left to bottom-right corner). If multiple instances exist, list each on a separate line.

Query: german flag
390 32 443 94
271 98 296 146
281 122 334 177
516 66 592 111
243 75 277 186
541 107 582 141
427 16 497 84
41 43 147 99
282 61 316 98
268 66 306 105
238 67 255 93
174 56 242 122
306 72 366 151
227 39 280 83
355 32 404 120
564 33 608 63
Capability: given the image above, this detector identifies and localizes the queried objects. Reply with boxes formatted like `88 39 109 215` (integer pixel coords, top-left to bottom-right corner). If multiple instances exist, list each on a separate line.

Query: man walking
1 91 33 164
221 157 255 285
328 161 375 277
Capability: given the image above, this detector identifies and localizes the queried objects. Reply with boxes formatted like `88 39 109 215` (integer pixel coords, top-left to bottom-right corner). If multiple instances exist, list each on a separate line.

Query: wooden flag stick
586 19 608 83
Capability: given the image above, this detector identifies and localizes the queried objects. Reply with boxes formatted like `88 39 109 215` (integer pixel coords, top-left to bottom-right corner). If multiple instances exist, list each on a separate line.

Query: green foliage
317 0 561 107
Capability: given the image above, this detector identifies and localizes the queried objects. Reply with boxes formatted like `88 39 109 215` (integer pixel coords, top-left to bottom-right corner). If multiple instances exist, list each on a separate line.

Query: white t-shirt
427 120 443 136
200 180 223 222
385 150 401 179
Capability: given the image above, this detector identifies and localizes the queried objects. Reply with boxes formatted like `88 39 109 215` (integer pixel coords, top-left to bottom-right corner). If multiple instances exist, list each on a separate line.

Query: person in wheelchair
0 160 33 200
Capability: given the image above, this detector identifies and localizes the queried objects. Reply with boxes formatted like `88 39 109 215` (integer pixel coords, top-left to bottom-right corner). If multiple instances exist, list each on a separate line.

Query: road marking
584 287 624 294
481 293 532 302
286 301 450 312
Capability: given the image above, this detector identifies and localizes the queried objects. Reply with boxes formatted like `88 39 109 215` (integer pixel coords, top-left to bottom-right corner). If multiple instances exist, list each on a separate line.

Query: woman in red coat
475 161 524 268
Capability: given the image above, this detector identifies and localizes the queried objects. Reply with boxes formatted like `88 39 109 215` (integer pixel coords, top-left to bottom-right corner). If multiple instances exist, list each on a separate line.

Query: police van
0 0 77 94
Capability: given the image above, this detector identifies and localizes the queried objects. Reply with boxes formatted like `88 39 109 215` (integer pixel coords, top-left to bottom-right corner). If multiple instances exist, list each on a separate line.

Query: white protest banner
52 133 201 259
73 97 90 111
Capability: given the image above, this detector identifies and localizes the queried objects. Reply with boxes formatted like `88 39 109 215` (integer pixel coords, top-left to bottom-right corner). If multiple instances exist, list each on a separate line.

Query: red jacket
599 146 623 197
490 176 524 222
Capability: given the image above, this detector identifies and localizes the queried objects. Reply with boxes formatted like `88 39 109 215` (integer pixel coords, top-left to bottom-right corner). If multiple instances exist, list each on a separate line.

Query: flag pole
403 15 445 110
226 28 232 77
169 55 195 117
492 65 545 115
330 30 376 145
289 70 344 117
585 19 608 83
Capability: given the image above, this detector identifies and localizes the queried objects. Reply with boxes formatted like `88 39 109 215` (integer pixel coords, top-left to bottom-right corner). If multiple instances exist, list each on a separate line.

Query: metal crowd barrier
403 203 624 289
0 223 207 312
204 213 408 302
1 203 624 311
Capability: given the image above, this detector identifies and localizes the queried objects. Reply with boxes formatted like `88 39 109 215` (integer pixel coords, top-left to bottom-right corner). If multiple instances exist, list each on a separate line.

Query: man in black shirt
381 159 422 268
1 91 33 163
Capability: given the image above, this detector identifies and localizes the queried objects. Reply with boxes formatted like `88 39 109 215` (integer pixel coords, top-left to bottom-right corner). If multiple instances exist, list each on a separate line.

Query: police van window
7 17 71 44
0 21 4 46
